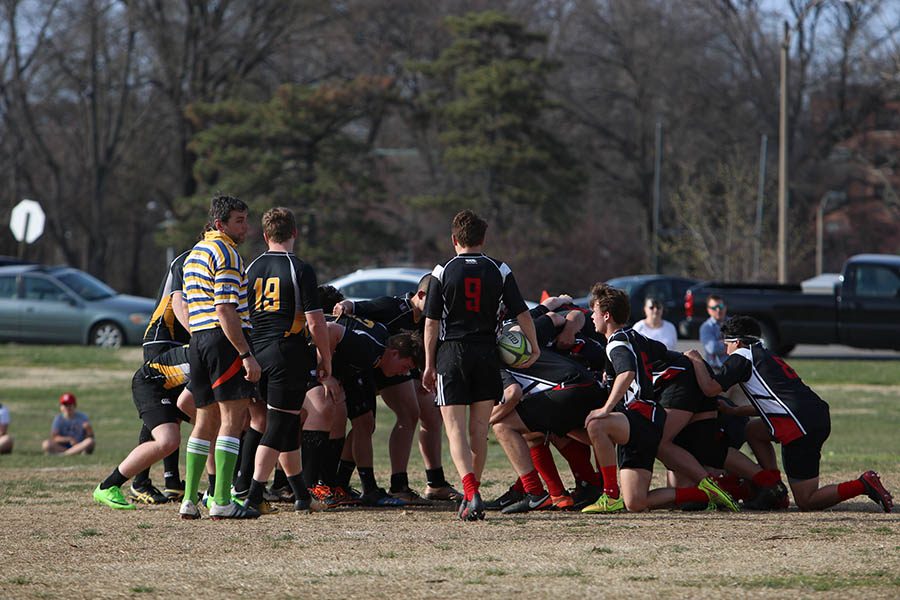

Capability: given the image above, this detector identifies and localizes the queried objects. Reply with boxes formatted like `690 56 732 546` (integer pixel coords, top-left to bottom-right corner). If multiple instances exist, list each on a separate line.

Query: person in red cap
42 393 95 455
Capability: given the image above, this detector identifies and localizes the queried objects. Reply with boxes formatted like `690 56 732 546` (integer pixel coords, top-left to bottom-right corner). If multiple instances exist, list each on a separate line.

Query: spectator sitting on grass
42 393 95 455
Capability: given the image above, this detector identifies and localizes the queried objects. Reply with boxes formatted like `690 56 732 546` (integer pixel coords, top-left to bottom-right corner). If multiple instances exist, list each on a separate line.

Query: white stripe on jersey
733 347 806 435
506 370 559 396
605 338 642 406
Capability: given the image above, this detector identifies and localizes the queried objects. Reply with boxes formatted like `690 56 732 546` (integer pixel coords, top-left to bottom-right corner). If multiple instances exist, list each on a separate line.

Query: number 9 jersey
246 250 321 350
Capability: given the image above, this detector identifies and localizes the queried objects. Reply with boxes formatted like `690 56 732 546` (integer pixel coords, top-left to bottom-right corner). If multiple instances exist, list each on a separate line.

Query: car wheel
90 321 124 348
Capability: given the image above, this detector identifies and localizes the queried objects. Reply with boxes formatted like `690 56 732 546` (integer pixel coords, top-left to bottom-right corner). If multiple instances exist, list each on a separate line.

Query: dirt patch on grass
1 467 898 599
0 366 132 388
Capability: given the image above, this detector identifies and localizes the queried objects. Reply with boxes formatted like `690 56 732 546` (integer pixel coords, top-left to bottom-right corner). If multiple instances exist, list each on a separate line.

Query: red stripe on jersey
628 400 655 421
212 356 243 389
768 414 805 444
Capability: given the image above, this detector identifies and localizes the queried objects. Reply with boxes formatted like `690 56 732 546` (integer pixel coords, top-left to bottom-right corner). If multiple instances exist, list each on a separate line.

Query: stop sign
10 199 45 243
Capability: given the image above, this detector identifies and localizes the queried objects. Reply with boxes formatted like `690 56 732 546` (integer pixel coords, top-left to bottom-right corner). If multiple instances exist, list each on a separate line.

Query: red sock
837 479 865 500
520 469 545 496
462 473 478 501
558 441 602 487
752 469 782 488
600 465 619 498
675 487 708 505
511 478 525 493
530 446 566 497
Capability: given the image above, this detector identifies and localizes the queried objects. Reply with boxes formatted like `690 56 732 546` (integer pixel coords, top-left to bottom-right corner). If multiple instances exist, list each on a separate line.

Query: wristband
239 351 252 359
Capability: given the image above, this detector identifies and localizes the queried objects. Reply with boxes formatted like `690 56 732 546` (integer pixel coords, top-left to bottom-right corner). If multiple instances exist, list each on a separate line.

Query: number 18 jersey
424 252 528 343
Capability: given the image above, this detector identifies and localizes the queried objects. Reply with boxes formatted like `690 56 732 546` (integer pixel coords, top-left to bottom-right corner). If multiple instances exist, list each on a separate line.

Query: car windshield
54 269 116 300
606 277 636 296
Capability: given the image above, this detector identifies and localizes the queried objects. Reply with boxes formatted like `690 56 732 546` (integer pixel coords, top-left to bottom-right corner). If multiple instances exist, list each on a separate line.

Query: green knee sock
184 437 210 504
213 436 241 506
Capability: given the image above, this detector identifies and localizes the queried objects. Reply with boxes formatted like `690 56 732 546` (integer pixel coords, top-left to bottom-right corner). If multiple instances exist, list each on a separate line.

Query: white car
326 266 539 308
326 267 432 301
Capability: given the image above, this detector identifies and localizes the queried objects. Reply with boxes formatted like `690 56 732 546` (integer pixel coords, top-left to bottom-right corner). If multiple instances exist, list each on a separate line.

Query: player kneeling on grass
490 345 607 514
93 346 191 510
581 284 739 514
686 316 893 513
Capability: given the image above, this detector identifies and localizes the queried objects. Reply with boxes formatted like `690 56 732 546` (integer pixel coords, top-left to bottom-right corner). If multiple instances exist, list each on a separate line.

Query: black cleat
500 492 552 514
743 481 789 510
570 481 603 511
466 492 485 521
457 498 469 520
485 484 524 511
128 481 169 505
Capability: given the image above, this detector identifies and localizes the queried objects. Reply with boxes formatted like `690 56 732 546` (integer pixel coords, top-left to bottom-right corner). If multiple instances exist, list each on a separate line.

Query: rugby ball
497 328 532 367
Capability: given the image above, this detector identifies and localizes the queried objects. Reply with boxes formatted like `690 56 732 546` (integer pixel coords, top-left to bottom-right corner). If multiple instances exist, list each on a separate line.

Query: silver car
0 265 155 347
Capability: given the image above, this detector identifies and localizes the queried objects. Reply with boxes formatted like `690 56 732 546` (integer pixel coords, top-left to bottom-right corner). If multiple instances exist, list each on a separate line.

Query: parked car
0 264 155 347
326 267 432 301
573 275 698 332
678 254 900 356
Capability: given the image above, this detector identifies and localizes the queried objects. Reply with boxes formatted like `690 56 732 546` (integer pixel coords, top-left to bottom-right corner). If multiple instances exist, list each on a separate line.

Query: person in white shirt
632 297 677 350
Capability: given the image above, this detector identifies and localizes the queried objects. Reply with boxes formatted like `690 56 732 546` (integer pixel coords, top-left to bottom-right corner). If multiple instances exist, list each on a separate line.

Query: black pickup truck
679 254 900 356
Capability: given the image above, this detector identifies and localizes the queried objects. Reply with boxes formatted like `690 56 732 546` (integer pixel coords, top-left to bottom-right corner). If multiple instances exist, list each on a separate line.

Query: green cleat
699 477 740 512
93 484 136 510
581 493 625 514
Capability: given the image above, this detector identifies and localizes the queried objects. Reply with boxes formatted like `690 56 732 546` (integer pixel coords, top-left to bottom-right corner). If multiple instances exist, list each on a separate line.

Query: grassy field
0 344 898 598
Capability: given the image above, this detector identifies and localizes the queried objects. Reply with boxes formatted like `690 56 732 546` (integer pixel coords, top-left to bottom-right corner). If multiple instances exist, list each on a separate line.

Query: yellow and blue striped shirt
184 231 251 332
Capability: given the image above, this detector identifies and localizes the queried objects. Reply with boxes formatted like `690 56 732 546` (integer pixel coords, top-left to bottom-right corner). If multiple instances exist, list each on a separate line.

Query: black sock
207 473 216 495
247 478 266 507
234 428 263 493
301 430 329 488
390 472 409 493
101 467 128 490
163 448 181 489
336 459 356 489
323 437 345 487
133 425 154 485
288 473 310 501
426 467 449 488
273 467 289 490
358 467 377 495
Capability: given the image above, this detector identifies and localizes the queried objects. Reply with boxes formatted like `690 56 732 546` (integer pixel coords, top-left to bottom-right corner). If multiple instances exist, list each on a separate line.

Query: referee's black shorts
188 328 258 408
435 340 502 407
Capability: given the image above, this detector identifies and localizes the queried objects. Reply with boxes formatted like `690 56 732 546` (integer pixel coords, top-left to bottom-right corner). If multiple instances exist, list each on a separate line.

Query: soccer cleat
246 499 279 515
128 481 169 505
457 498 469 520
501 492 552 514
93 484 136 510
485 484 524 511
209 500 261 520
570 481 603 511
581 493 625 514
331 485 363 507
360 487 407 508
742 482 789 511
698 476 740 513
163 481 185 502
466 492 486 521
199 491 211 509
266 485 295 503
230 485 249 501
309 484 342 509
389 487 432 506
550 492 575 511
859 471 893 513
294 495 328 513
423 484 464 503
179 499 201 520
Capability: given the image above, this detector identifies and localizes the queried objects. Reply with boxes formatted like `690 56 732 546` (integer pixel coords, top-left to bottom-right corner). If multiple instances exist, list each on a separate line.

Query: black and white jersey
246 251 321 349
605 328 670 418
332 315 389 374
425 253 528 343
714 343 828 444
143 251 191 348
138 344 191 392
350 294 420 335
503 349 601 398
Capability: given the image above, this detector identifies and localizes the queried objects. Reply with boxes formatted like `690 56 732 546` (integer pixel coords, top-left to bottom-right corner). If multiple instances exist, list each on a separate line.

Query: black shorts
435 340 502 406
132 374 188 431
718 412 749 449
187 328 258 409
617 405 666 472
373 370 414 391
337 369 377 420
256 336 316 411
672 418 727 469
658 371 717 413
782 421 831 481
516 383 606 437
